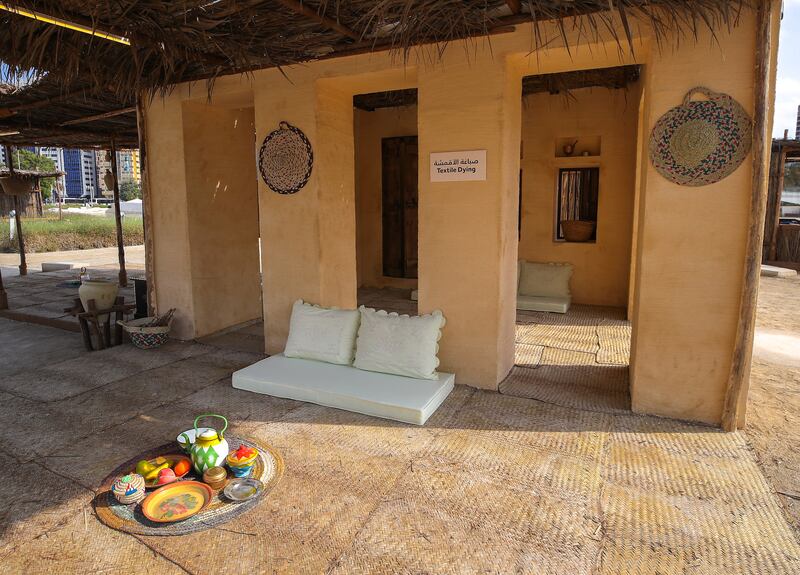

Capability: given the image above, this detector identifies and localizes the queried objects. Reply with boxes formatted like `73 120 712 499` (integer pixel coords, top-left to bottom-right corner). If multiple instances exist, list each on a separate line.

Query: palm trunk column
110 139 128 287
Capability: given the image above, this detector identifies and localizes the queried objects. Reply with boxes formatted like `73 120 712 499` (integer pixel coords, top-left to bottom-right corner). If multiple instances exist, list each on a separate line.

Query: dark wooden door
382 136 418 278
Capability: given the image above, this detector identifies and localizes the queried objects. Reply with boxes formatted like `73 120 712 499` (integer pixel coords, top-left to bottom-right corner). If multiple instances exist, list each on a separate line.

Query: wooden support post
136 96 156 316
109 138 128 287
722 0 775 431
0 267 7 310
3 144 26 275
13 197 27 276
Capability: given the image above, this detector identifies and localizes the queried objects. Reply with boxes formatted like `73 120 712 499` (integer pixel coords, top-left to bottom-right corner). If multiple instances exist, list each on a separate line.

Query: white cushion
518 262 573 298
517 294 571 314
354 306 445 380
232 354 455 425
283 300 360 365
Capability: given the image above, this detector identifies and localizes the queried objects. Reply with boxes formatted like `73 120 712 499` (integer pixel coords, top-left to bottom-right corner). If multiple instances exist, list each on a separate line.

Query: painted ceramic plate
141 481 212 523
134 454 193 488
223 478 264 502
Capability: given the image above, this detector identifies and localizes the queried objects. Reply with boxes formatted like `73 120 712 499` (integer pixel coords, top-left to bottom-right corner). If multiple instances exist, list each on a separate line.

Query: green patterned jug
182 414 229 474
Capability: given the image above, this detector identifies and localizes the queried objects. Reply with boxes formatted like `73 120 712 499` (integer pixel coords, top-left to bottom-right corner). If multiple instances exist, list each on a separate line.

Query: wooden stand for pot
64 296 135 351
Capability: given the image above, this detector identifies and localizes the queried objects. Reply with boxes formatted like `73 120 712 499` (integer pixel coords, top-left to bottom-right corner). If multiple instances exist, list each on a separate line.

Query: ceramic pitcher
180 414 229 474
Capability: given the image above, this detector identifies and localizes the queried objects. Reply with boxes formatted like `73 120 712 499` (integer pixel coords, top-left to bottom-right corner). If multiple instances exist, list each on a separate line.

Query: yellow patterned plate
141 481 212 523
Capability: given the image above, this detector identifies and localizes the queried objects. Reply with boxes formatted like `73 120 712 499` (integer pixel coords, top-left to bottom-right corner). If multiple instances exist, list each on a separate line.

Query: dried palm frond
0 1 748 146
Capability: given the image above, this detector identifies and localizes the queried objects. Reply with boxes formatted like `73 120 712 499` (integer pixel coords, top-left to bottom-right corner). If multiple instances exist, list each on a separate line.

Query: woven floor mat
597 318 632 365
597 420 800 574
515 322 599 353
500 365 631 414
515 343 545 368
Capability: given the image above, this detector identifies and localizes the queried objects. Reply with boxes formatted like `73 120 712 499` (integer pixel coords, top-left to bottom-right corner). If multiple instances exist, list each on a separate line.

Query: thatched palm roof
0 0 746 147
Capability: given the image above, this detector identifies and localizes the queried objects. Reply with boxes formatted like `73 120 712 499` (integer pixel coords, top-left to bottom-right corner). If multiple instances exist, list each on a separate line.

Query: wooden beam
721 0 776 432
109 139 128 287
274 0 359 41
59 107 136 127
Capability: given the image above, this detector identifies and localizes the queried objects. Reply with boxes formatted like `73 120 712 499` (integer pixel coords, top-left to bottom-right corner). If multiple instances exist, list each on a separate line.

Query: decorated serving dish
141 481 213 523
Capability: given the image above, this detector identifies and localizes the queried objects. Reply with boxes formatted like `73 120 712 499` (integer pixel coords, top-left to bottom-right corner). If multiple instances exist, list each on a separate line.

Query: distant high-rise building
38 147 64 172
63 149 97 199
796 105 800 140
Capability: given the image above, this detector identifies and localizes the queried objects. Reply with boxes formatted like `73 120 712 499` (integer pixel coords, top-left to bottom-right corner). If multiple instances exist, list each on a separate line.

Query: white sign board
430 150 487 182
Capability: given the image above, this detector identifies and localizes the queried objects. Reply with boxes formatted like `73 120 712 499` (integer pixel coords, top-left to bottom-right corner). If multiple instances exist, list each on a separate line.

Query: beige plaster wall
629 10 760 425
354 105 418 289
144 10 775 423
182 102 262 337
145 95 195 338
144 90 261 340
519 86 641 308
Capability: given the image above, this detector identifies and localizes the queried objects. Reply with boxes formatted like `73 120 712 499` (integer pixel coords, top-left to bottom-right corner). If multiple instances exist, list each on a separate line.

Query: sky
775 0 800 137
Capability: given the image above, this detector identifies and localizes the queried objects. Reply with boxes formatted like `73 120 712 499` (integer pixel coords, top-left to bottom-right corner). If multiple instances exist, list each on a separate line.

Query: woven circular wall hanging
259 121 313 194
649 87 752 186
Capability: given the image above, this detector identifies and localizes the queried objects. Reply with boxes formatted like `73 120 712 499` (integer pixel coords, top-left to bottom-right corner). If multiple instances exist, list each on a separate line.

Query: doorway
382 136 418 279
501 66 642 413
353 89 419 314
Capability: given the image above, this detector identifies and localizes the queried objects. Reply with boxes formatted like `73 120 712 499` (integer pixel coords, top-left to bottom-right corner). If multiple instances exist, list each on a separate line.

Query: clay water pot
79 279 119 320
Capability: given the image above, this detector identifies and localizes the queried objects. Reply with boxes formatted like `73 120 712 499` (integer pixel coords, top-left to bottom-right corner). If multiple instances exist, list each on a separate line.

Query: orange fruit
173 459 190 476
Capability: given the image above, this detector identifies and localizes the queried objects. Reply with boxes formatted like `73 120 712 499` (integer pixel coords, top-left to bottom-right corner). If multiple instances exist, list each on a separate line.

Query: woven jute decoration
649 87 752 186
259 121 313 194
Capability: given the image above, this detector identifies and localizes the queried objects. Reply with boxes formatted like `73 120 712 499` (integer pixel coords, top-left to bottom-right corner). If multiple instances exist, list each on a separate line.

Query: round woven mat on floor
94 435 283 536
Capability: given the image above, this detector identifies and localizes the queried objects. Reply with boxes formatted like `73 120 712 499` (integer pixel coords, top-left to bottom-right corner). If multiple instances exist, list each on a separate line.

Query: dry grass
0 213 143 253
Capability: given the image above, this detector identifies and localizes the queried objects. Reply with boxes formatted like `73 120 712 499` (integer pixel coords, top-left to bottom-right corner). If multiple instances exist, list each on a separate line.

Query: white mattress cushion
516 294 571 314
284 300 360 365
354 306 445 380
232 354 455 425
518 261 573 298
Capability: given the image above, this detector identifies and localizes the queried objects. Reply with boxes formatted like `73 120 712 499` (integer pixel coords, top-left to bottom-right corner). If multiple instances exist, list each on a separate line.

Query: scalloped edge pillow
353 306 446 380
284 300 360 365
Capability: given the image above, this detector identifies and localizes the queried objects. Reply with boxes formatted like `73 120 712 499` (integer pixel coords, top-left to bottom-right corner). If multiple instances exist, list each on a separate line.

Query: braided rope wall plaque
649 87 752 186
259 121 313 194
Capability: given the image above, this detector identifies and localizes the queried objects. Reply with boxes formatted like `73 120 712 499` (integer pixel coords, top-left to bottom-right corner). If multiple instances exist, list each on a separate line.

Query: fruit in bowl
134 455 193 487
157 468 177 485
226 444 259 477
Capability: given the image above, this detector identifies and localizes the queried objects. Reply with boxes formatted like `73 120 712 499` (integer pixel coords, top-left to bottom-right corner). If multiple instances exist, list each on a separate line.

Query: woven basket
118 317 172 349
561 220 596 242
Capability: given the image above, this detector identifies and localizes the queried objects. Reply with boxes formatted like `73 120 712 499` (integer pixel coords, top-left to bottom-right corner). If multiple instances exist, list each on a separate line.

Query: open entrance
353 89 419 315
501 65 642 413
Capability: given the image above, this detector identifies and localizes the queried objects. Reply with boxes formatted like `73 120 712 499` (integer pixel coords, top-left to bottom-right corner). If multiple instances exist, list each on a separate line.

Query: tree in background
3 149 57 200
119 181 141 201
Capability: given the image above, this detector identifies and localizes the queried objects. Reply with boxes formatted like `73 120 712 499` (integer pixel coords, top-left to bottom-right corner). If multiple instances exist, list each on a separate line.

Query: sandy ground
745 274 800 532
0 244 145 272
